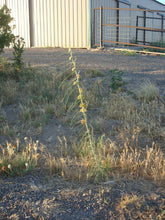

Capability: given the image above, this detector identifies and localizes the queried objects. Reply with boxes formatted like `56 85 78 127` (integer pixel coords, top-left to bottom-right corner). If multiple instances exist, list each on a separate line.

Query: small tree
0 5 15 53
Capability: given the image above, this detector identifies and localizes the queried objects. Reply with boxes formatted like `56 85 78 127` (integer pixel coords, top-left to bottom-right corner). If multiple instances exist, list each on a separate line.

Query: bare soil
0 48 165 219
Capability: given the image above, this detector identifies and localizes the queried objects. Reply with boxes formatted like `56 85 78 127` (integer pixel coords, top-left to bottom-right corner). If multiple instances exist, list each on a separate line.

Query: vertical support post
100 6 103 48
136 16 139 44
93 9 95 46
116 1 119 45
29 0 33 47
143 11 146 45
161 15 164 42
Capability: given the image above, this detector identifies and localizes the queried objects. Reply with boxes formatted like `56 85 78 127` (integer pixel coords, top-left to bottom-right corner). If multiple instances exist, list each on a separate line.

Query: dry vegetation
0 49 165 219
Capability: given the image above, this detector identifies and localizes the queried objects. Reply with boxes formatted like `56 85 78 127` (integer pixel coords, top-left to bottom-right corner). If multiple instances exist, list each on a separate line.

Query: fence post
116 1 119 45
143 11 146 45
93 9 95 46
100 6 103 48
161 15 164 42
136 16 139 44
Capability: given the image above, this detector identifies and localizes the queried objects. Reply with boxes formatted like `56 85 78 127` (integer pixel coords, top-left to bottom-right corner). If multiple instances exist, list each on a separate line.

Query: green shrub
12 37 25 74
108 69 125 91
0 5 15 53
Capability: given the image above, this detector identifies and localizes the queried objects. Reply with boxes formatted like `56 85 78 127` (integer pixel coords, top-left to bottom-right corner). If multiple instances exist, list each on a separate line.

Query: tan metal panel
5 0 30 47
0 0 6 7
30 0 90 48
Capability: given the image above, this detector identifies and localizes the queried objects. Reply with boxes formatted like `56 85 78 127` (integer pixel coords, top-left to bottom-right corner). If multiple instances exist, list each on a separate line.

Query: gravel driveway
4 47 165 95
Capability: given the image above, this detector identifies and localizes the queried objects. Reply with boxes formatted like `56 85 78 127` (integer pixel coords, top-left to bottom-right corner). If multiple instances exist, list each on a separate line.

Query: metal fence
93 7 165 51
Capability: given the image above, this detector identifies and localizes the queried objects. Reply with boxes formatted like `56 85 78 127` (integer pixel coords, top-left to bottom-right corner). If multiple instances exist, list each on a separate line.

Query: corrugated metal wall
30 0 90 48
0 0 164 48
0 0 5 7
2 0 31 47
0 0 90 48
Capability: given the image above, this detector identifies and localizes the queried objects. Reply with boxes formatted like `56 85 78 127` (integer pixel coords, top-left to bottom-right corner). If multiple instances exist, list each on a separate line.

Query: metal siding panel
74 0 78 47
5 0 30 47
0 0 6 7
55 0 90 48
65 0 70 47
3 0 91 48
69 0 74 47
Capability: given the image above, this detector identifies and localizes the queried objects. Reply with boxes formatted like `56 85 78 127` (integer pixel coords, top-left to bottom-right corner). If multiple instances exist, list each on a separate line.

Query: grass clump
117 49 137 56
136 81 159 102
0 138 39 176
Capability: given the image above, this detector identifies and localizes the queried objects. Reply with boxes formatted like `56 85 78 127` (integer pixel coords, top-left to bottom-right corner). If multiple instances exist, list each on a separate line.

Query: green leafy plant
12 36 25 78
109 69 124 91
0 5 15 53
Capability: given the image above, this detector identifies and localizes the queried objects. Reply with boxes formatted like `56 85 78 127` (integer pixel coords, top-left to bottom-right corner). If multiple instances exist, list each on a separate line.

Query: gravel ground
1 48 165 219
4 47 165 95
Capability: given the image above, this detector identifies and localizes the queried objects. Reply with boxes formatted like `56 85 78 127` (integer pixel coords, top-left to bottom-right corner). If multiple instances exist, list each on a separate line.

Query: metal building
0 0 165 49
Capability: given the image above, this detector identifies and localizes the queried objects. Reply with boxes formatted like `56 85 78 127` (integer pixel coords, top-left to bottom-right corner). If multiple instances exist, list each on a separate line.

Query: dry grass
45 128 165 183
0 80 18 105
116 192 165 219
0 50 165 184
136 80 159 102
0 137 39 176
83 69 105 78
103 92 162 138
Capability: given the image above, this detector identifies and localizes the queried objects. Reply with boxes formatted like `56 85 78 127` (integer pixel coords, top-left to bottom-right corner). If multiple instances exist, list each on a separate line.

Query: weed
12 37 25 74
69 48 93 149
108 69 125 91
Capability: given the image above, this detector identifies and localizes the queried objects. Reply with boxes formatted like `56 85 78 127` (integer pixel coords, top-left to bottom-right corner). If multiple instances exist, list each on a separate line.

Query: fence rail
93 7 165 51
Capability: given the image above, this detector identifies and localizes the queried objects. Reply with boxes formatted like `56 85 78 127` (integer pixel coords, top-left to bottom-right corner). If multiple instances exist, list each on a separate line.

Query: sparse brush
0 56 7 72
83 79 103 108
103 92 135 121
83 69 105 78
136 80 159 102
103 92 161 138
108 69 125 91
0 80 18 105
91 116 104 133
0 137 39 176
